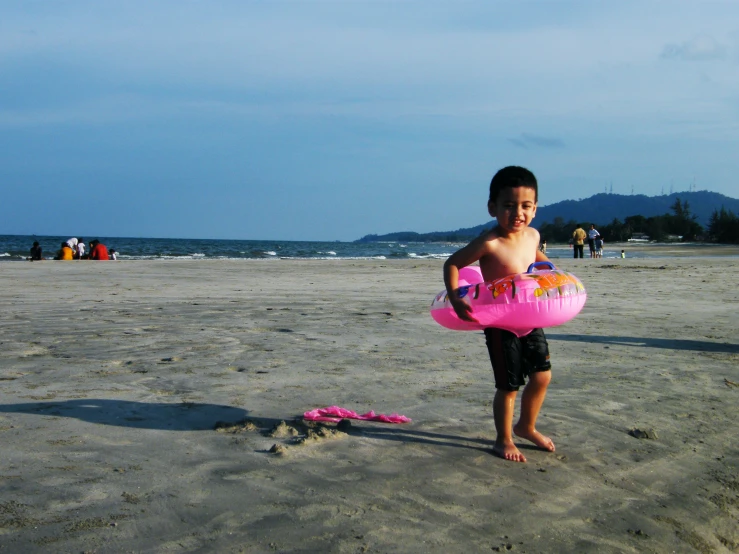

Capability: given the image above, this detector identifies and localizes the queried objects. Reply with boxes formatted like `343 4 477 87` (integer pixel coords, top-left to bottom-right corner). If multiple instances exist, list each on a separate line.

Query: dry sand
0 253 737 553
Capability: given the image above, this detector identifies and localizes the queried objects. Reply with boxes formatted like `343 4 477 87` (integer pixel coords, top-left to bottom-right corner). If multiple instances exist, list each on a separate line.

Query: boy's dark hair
489 166 538 203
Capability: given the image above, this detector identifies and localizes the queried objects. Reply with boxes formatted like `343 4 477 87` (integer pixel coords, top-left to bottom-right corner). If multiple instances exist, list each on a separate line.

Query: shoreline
3 237 739 263
545 241 739 257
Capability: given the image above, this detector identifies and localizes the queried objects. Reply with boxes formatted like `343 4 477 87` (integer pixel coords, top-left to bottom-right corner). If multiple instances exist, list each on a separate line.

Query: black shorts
484 328 551 391
588 239 596 252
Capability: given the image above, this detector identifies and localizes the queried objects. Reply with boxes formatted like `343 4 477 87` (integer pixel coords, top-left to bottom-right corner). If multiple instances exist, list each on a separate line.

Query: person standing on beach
444 166 554 463
587 225 600 258
572 225 586 258
594 235 604 258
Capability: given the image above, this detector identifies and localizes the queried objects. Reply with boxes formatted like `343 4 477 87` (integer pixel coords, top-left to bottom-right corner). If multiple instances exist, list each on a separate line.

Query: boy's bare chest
479 244 536 281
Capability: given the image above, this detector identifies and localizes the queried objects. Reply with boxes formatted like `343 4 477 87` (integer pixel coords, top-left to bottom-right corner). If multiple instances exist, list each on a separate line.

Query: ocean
1 234 641 262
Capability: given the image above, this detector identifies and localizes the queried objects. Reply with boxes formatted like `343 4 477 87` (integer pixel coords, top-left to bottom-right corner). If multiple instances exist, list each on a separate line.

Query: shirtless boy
443 166 553 463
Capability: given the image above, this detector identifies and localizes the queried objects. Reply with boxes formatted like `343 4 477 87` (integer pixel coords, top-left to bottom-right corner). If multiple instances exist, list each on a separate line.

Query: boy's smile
488 186 537 234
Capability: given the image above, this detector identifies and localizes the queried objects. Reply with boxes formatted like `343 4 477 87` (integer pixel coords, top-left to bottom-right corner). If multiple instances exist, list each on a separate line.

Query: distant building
628 233 650 242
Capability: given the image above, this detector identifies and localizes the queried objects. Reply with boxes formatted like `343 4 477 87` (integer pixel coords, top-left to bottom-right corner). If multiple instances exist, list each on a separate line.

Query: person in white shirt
77 239 86 259
587 225 600 258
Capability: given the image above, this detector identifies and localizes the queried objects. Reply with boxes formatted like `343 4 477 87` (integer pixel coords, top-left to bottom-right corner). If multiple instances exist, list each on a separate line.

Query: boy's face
488 186 537 233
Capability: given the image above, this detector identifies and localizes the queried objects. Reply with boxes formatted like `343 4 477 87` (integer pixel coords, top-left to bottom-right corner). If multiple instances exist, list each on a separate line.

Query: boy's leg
514 370 555 452
513 329 555 452
492 389 526 462
485 328 528 463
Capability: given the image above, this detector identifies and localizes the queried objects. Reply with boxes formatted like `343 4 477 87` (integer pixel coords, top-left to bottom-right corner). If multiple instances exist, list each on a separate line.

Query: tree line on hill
538 199 739 244
355 191 739 244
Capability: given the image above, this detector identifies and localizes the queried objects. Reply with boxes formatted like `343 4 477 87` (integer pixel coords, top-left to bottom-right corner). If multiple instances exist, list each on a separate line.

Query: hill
356 190 739 242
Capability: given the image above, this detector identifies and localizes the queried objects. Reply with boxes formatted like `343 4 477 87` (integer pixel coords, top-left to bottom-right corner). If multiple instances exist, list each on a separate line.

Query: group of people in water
28 237 117 261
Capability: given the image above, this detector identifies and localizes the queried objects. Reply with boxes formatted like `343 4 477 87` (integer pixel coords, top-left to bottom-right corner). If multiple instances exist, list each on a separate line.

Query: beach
1 254 737 553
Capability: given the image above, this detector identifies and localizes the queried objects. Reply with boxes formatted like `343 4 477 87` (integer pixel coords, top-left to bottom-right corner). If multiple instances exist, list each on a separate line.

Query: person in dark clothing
28 241 43 261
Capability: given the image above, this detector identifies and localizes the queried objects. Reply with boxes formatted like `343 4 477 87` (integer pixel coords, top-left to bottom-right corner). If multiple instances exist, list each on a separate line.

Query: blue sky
2 1 738 241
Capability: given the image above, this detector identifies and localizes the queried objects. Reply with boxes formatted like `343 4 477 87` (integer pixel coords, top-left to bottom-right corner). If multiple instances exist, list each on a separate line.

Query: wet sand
551 241 739 258
0 253 737 552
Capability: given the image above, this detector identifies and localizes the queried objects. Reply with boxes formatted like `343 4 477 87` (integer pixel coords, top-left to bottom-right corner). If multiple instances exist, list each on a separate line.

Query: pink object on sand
303 406 411 424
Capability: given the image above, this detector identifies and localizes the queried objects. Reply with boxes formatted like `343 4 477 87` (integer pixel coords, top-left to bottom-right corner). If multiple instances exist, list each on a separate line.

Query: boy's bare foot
513 424 555 452
491 440 527 463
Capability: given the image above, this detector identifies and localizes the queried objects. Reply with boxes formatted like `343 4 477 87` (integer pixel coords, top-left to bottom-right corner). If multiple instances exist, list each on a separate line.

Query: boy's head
487 166 538 232
489 166 538 204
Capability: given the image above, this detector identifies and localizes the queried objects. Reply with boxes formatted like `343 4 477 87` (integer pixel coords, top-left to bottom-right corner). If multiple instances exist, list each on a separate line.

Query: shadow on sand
340 424 492 453
0 399 250 431
0 398 503 453
548 333 739 354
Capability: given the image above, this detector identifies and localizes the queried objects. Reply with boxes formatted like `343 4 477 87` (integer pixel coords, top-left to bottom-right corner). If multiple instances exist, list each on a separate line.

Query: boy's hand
449 291 479 323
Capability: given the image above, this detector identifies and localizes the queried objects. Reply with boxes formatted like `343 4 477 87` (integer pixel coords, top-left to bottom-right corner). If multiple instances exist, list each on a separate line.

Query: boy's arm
535 249 550 263
443 236 489 323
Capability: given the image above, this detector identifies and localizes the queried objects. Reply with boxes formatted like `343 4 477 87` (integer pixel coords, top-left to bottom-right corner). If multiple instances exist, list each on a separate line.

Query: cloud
661 35 727 61
509 133 565 149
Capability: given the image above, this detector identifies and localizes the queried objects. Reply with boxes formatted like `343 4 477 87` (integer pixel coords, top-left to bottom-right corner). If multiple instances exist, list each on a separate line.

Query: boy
444 166 553 463
594 235 603 258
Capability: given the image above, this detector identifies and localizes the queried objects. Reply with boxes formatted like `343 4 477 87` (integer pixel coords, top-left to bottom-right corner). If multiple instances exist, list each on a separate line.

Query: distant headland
355 190 739 243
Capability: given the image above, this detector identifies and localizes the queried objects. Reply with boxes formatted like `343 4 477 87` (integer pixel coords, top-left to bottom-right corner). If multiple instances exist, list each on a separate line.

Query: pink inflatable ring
430 262 587 337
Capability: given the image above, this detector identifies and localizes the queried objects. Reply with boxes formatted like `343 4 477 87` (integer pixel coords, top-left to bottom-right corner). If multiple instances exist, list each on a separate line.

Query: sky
2 1 738 241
